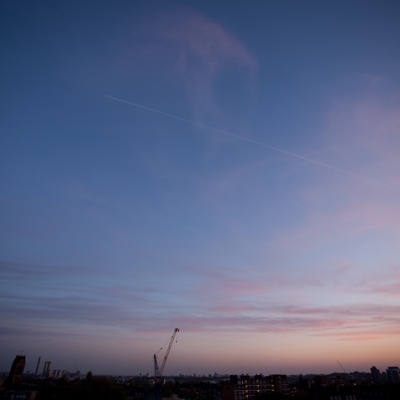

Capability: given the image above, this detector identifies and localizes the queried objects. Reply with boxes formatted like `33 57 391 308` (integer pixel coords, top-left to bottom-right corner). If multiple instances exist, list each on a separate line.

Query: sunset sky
1 1 400 376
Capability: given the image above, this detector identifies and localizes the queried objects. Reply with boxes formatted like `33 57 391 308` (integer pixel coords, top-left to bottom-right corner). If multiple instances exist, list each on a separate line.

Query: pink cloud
155 8 257 71
142 7 258 122
279 194 400 249
324 82 400 187
174 304 400 340
267 92 400 263
4 261 399 348
166 265 400 339
355 265 400 296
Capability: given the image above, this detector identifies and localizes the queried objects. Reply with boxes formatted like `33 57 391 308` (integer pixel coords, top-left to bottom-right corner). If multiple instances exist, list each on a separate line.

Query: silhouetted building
222 374 288 400
386 366 400 384
371 366 381 383
8 355 25 384
34 356 41 376
42 361 51 378
52 369 62 379
271 374 290 396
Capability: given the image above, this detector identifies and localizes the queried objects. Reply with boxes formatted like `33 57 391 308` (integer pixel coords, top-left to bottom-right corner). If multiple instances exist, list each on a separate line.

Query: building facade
222 374 289 400
386 367 400 384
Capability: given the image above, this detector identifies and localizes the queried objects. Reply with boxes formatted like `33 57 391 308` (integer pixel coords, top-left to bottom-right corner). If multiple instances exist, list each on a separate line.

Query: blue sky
1 1 400 375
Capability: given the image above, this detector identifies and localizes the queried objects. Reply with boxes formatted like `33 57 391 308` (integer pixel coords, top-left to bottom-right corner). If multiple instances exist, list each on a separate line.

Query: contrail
104 94 392 189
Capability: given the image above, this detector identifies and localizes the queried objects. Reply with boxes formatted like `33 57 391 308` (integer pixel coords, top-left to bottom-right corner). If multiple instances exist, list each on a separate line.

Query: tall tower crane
154 328 179 378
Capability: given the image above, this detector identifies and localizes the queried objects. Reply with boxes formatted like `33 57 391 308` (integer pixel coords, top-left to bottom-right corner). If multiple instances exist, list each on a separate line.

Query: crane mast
154 328 179 378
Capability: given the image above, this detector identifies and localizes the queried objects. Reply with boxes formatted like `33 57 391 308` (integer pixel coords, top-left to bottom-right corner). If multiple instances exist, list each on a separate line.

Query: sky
1 1 400 376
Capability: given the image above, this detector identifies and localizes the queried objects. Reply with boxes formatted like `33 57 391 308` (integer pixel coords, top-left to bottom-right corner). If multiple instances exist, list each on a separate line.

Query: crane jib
154 328 179 378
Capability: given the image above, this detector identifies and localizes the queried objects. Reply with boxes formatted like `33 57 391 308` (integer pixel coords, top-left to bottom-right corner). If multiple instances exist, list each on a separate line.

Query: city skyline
3 352 400 380
1 1 400 376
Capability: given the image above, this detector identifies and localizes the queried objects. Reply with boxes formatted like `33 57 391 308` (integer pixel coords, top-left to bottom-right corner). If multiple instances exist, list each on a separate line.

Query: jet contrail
104 94 392 189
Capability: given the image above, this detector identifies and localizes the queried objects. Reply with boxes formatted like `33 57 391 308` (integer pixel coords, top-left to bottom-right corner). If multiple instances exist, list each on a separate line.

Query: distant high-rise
42 361 52 378
8 355 25 383
34 355 41 376
371 366 381 383
386 366 400 384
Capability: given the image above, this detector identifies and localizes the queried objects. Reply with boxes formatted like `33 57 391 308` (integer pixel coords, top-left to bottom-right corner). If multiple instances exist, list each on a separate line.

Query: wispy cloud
135 7 257 123
324 80 400 186
264 84 400 268
2 257 399 348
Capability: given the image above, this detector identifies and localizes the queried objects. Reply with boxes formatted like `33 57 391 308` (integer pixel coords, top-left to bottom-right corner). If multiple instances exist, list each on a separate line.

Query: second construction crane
154 328 179 379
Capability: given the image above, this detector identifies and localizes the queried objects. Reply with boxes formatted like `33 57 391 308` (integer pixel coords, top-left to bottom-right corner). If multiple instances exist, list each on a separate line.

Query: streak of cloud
3 259 398 341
